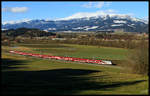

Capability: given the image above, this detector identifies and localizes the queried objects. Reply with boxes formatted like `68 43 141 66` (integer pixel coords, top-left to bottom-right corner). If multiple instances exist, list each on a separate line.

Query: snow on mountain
2 29 8 30
127 24 136 28
109 14 131 19
72 27 84 30
2 14 147 25
130 17 148 24
113 20 126 23
56 12 102 21
57 12 133 21
111 24 123 27
2 14 148 33
2 21 16 25
72 26 99 30
3 19 31 25
47 28 56 30
84 26 99 30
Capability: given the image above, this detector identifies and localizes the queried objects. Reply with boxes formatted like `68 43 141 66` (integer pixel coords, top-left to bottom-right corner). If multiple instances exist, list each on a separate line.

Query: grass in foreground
2 51 148 95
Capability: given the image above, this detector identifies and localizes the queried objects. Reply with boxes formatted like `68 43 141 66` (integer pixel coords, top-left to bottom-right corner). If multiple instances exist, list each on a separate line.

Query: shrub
124 39 149 75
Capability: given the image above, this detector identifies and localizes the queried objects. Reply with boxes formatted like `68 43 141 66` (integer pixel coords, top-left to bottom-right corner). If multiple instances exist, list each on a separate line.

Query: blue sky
2 1 149 23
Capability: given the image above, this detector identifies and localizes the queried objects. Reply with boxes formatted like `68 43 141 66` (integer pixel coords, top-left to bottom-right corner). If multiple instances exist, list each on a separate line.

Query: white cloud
94 2 104 8
105 2 112 7
82 2 111 9
2 7 28 13
82 2 93 8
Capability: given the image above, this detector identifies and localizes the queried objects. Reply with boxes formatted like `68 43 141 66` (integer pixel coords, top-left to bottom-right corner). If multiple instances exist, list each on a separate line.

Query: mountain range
2 14 148 33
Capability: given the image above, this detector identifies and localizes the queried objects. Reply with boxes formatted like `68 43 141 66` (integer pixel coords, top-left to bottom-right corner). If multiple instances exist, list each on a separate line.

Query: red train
9 50 112 64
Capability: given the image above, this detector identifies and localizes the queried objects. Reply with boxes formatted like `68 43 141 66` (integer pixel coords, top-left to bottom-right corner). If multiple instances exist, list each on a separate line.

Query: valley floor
1 44 148 95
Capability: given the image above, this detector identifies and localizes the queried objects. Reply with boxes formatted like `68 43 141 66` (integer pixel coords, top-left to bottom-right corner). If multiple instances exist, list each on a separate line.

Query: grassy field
1 43 148 95
7 43 129 60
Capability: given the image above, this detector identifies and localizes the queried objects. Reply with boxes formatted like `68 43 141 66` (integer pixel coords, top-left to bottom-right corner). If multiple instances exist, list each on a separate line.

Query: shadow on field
2 67 147 95
1 58 27 70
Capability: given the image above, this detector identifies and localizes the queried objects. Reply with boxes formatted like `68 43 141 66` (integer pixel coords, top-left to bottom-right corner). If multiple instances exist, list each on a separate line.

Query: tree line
2 28 56 37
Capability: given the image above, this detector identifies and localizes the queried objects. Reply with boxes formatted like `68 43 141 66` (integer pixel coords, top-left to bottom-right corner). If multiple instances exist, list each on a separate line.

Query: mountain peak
2 15 148 33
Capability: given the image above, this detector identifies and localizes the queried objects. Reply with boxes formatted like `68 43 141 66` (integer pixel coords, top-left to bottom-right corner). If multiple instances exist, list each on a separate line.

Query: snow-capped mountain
2 15 148 33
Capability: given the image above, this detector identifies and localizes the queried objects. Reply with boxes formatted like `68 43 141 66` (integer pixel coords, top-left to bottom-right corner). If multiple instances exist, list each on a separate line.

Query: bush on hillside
124 39 149 75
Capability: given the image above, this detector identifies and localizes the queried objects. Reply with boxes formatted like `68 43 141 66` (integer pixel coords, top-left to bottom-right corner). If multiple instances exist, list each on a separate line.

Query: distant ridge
2 14 148 33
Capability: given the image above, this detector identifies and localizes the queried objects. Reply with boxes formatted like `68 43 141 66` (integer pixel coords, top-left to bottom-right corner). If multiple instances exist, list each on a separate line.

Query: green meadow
10 43 129 60
2 43 148 95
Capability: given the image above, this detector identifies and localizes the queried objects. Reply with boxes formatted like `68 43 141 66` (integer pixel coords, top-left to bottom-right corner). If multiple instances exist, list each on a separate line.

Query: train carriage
9 50 112 65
